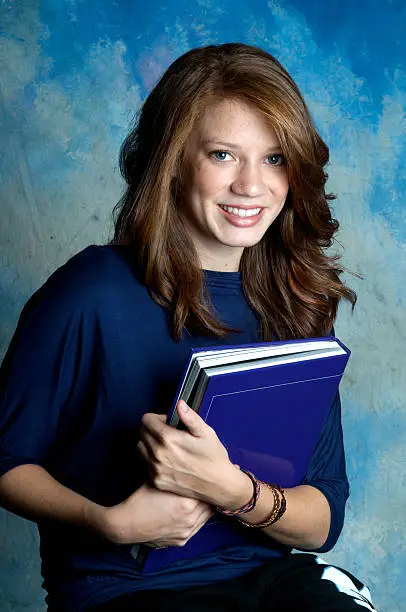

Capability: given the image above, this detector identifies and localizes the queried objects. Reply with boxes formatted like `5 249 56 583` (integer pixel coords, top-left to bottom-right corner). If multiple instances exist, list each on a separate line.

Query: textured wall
0 1 405 611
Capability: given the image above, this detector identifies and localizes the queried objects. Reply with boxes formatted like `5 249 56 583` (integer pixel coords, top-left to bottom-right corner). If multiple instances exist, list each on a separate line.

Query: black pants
87 554 376 612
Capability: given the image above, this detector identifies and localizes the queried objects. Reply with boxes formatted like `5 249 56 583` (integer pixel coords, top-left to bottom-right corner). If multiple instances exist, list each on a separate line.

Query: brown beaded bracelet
216 469 261 516
235 483 286 529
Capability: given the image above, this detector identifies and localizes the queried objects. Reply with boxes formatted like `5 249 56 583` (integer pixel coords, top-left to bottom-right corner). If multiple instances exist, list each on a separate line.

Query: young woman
0 44 374 611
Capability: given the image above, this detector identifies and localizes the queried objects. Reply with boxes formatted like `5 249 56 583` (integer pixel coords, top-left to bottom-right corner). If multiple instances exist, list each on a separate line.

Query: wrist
83 500 114 540
92 485 151 545
211 463 253 511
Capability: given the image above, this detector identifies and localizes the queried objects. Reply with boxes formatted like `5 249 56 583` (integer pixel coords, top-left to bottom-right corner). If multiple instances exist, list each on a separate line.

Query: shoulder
53 244 138 287
21 245 144 321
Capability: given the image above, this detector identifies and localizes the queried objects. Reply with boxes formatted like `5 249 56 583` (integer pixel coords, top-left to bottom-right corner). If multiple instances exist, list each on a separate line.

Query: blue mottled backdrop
0 1 405 610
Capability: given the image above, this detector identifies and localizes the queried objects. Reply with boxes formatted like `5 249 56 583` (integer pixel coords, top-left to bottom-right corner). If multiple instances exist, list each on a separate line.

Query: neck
202 262 240 272
198 247 243 273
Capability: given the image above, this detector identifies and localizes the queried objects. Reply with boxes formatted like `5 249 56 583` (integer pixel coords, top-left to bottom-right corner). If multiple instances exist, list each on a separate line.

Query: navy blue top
0 246 349 611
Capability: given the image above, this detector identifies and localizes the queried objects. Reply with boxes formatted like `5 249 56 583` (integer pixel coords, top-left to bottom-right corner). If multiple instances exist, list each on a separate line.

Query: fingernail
179 400 189 412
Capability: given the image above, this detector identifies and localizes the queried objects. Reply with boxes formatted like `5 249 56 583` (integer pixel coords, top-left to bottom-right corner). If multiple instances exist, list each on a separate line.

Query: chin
220 231 268 249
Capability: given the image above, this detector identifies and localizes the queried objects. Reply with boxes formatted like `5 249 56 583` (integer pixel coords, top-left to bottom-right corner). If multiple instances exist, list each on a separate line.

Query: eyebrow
200 139 283 153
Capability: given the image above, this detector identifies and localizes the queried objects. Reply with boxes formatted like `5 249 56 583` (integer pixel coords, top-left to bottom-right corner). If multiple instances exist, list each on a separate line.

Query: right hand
96 483 214 548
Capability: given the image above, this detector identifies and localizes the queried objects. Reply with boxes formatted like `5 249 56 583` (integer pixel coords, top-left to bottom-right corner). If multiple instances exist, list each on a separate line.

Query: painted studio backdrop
0 1 405 611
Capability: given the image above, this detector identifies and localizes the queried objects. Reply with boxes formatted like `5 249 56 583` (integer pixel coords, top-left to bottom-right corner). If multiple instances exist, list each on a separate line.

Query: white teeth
220 205 261 218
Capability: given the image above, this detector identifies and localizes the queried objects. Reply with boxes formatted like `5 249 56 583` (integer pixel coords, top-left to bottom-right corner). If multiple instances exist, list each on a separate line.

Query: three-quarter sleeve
303 391 350 552
0 270 94 479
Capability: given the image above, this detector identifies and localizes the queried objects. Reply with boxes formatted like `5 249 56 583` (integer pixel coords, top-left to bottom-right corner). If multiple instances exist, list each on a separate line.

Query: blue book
132 336 350 573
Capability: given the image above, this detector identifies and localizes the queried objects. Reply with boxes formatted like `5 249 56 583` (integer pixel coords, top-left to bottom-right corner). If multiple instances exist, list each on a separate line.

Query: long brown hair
112 43 356 341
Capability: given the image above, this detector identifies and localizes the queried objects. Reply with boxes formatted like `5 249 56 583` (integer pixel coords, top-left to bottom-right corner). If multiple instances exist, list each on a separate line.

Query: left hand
138 401 250 508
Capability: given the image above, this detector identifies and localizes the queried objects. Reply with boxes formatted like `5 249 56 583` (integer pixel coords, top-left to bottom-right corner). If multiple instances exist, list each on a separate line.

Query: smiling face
179 97 289 271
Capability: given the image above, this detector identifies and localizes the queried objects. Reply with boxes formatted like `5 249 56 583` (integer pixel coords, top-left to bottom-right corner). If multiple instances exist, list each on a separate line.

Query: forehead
191 97 280 148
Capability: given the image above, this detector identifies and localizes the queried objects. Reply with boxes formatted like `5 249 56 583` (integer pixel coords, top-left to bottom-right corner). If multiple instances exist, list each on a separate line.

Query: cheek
191 164 227 199
275 174 289 201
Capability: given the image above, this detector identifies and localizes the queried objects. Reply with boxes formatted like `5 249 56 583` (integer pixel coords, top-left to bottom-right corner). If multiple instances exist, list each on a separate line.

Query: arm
139 393 349 551
0 463 213 548
0 464 104 531
198 462 331 550
0 264 212 550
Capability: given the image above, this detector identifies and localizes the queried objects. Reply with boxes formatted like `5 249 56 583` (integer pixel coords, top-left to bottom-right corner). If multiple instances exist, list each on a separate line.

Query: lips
220 204 264 210
218 204 264 227
219 204 262 218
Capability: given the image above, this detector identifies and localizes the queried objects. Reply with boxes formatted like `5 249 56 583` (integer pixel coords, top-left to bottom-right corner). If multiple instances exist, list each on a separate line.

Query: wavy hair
112 43 356 341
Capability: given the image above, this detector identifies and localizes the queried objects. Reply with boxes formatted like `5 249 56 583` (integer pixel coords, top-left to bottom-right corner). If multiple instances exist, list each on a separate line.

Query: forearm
0 464 214 549
244 483 330 549
215 466 331 550
0 464 106 535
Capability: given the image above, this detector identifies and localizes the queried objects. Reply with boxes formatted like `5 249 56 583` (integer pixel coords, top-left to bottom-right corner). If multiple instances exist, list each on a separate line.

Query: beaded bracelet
235 483 286 529
216 469 261 516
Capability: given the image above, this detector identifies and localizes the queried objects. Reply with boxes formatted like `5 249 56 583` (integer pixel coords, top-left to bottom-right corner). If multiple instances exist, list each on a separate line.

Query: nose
231 162 267 198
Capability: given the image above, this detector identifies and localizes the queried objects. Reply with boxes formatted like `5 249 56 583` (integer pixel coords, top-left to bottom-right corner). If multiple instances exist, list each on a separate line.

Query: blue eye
211 151 232 161
266 154 285 166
